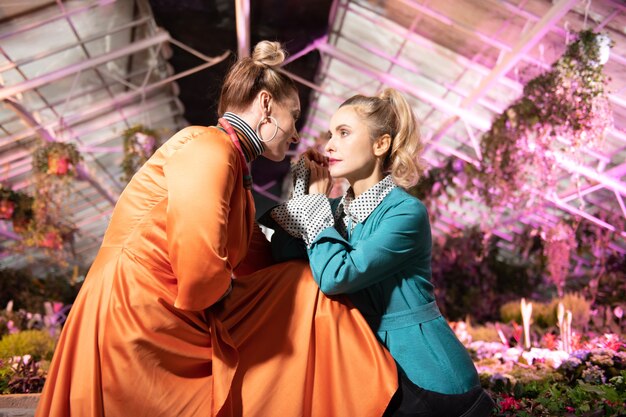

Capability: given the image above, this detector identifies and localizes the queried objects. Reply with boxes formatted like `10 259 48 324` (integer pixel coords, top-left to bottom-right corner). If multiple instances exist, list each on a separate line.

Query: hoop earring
256 116 279 143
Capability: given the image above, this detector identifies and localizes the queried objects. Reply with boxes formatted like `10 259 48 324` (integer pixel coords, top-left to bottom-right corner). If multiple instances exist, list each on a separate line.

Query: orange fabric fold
215 260 398 417
208 312 239 417
36 126 397 417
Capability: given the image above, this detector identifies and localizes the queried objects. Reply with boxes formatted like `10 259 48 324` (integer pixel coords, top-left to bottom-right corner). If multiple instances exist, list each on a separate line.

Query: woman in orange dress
36 41 397 417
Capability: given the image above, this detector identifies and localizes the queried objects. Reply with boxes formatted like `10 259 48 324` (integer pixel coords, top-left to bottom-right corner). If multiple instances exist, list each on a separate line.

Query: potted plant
121 125 160 183
0 188 34 234
0 186 17 220
32 142 82 178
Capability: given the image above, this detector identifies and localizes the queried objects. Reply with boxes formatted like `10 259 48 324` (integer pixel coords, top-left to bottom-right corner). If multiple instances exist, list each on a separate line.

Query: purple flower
571 350 590 361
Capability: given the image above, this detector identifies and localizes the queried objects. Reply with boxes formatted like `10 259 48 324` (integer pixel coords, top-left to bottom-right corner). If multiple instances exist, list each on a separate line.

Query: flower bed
468 333 626 416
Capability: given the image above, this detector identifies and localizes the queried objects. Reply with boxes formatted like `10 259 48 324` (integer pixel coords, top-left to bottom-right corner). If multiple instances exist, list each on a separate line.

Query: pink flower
0 200 15 219
566 406 575 412
499 395 521 412
542 333 558 350
40 231 62 249
7 320 18 334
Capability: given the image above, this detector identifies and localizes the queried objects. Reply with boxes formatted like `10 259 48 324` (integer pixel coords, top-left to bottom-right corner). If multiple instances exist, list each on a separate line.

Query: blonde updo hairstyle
218 41 297 115
340 88 426 189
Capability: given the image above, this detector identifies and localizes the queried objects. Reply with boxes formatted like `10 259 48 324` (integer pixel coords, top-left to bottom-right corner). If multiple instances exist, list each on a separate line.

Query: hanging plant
574 210 626 304
11 192 34 234
0 187 34 233
0 186 18 220
21 221 74 251
21 184 75 255
121 125 160 183
27 141 80 265
413 157 462 202
413 156 477 220
32 142 82 178
472 30 613 209
542 220 577 298
14 195 77 266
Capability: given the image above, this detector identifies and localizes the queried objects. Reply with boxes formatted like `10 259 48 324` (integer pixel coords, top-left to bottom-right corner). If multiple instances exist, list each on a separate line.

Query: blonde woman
265 88 494 416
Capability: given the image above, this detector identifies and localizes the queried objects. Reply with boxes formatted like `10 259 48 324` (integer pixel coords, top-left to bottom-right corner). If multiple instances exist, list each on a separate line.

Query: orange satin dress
35 126 397 417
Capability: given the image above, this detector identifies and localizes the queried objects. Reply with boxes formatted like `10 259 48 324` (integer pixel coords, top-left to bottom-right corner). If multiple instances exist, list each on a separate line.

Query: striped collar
222 112 264 162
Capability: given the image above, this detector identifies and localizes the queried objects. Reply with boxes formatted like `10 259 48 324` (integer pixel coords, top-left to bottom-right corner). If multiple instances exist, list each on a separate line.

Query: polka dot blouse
271 159 397 246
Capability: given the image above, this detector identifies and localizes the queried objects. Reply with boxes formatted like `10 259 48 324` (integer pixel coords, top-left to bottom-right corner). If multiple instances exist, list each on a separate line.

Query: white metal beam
0 30 170 101
0 16 152 73
426 0 578 148
0 0 116 41
312 42 626 199
0 53 227 151
234 0 250 58
343 1 626 144
315 41 492 130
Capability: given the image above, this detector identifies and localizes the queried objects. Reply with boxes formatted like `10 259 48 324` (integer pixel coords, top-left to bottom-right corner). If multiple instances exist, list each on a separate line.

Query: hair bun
378 88 395 102
252 41 286 68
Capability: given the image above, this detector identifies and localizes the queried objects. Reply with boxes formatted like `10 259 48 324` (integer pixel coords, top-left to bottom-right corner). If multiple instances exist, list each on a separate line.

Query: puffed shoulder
162 125 236 157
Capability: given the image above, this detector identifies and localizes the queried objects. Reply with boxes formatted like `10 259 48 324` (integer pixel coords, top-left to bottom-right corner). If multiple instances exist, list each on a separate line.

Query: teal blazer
263 187 479 394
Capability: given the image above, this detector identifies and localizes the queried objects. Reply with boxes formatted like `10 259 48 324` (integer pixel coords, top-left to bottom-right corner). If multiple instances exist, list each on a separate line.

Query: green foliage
0 185 18 203
0 357 47 394
487 370 626 416
0 267 81 313
432 226 544 323
0 359 12 394
0 187 34 227
0 330 56 361
594 254 626 306
411 157 466 221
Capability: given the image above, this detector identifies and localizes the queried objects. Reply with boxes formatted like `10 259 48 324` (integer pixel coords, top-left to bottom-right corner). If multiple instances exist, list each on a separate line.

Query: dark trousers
383 372 495 417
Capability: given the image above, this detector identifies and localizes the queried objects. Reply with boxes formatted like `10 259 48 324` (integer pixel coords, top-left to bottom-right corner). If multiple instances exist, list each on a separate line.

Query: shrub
500 300 522 324
468 323 502 343
0 330 56 361
500 299 556 329
550 293 592 330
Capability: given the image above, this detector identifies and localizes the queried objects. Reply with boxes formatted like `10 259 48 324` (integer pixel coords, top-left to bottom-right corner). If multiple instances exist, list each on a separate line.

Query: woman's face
326 105 378 183
260 93 301 161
